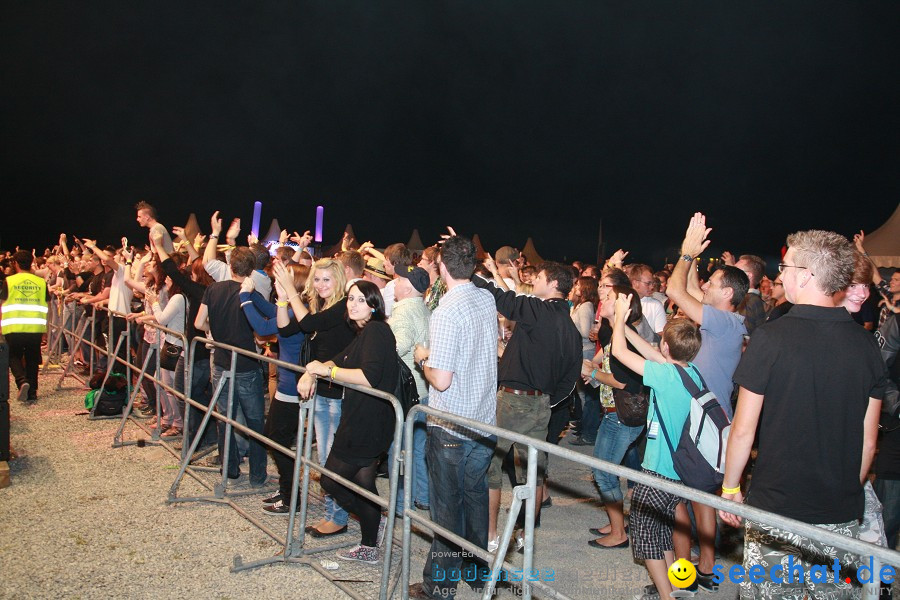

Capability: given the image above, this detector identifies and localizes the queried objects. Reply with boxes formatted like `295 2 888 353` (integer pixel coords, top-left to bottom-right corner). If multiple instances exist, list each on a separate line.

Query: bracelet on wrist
722 484 741 495
276 300 288 307
590 368 598 380
330 366 338 381
209 234 219 239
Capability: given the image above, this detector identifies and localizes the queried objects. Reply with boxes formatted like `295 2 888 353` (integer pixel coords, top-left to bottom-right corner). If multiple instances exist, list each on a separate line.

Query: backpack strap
673 363 710 397
652 397 677 457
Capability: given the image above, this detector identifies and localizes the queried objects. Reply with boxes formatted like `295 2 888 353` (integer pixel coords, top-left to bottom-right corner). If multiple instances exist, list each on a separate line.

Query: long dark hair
346 280 386 332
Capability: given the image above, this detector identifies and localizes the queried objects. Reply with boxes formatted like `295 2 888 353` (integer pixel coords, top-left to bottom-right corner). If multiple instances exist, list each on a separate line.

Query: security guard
1 251 49 404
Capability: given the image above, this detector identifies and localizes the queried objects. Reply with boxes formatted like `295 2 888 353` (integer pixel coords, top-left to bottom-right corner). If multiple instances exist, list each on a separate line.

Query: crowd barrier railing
42 304 899 600
167 336 407 600
399 404 900 600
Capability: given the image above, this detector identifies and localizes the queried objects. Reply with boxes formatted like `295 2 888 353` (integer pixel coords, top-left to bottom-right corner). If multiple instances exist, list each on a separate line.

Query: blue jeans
592 412 644 503
389 396 430 511
579 391 602 444
177 356 216 448
423 426 496 598
314 393 348 526
211 365 267 486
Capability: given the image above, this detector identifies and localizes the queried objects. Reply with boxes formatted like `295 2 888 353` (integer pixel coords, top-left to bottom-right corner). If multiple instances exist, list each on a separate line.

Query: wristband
288 293 299 302
276 300 288 307
330 366 338 381
209 234 219 239
721 484 741 495
681 254 693 263
590 368 598 380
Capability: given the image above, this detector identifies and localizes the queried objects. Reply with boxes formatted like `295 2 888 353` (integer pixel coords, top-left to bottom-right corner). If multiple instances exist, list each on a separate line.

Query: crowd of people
2 201 900 600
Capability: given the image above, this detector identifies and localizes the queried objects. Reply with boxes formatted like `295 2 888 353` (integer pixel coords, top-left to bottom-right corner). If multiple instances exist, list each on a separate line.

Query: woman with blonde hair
275 257 356 535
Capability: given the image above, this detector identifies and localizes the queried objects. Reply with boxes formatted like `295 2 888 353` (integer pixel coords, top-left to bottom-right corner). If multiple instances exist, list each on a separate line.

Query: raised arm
667 212 709 325
204 211 223 266
172 227 200 261
610 293 645 376
289 230 314 263
623 323 666 364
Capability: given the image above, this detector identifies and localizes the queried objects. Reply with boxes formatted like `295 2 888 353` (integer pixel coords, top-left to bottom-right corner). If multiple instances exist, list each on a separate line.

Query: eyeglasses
777 263 810 274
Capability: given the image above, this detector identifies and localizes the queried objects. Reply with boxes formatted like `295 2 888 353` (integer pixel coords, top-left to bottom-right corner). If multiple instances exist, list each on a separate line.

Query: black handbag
612 387 649 427
160 341 181 371
300 331 316 367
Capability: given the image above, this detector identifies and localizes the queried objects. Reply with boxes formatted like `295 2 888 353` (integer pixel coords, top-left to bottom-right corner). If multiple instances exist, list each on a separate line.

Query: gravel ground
2 365 755 599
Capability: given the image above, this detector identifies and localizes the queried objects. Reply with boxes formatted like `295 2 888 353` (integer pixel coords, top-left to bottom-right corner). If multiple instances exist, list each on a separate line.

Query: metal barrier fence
40 301 900 600
166 335 408 600
398 405 900 600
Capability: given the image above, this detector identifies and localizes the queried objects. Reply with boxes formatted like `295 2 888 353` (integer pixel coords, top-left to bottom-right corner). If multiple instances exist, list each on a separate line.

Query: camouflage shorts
741 518 861 600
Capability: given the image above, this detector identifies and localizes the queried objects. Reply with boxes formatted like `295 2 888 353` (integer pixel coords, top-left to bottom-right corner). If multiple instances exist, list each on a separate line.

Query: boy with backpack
610 292 706 600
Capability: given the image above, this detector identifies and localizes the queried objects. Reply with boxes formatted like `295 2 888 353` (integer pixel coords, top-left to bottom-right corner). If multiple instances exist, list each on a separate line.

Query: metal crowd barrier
397 405 900 600
167 336 407 600
43 302 899 600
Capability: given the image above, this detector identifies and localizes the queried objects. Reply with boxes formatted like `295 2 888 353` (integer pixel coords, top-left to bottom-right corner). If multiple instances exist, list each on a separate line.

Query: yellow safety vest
2 272 48 334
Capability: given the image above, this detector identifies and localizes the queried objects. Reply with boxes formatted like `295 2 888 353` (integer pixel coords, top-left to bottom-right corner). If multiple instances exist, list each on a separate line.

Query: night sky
2 1 898 268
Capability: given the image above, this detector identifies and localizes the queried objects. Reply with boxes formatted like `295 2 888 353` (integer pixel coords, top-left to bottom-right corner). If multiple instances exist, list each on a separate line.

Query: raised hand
608 249 629 269
853 230 866 254
247 233 259 246
614 292 633 323
721 251 735 266
290 230 313 248
483 253 499 275
437 226 458 245
172 226 187 241
680 212 712 259
210 210 223 235
225 218 241 243
272 258 297 294
279 229 289 244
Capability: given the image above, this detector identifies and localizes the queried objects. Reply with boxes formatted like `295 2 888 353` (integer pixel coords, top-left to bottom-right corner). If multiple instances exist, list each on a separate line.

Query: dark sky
2 1 898 267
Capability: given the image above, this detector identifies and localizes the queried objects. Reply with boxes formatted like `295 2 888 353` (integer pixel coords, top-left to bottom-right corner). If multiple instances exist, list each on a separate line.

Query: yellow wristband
276 300 288 307
722 484 741 495
330 366 338 381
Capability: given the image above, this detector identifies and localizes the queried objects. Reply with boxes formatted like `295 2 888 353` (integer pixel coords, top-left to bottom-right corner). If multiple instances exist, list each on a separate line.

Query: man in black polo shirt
720 230 888 599
473 258 582 552
194 247 268 488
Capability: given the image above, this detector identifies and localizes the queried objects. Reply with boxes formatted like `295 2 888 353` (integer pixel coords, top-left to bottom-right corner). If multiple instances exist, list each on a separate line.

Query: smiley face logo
668 559 696 589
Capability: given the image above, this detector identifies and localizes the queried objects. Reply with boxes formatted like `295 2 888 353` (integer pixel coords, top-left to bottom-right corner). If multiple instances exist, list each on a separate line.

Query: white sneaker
487 536 500 553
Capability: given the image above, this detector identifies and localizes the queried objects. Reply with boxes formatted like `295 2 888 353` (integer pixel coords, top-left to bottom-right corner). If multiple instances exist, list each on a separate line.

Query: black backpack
393 354 420 417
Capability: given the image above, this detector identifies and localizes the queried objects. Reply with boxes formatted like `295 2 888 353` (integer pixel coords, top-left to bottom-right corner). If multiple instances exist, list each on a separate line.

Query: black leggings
320 453 381 547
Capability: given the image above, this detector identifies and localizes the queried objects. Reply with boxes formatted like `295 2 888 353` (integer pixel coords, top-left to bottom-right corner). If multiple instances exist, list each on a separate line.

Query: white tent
865 203 900 267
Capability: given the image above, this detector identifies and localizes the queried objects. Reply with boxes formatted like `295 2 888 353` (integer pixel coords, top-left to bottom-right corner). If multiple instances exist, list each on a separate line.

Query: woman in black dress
298 280 399 565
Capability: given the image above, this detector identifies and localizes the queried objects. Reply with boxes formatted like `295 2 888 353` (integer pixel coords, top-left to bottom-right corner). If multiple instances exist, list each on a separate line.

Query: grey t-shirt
150 222 175 254
693 304 747 418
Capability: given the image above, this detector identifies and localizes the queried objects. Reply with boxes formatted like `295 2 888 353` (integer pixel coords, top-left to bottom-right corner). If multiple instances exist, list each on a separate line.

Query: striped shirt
426 282 498 439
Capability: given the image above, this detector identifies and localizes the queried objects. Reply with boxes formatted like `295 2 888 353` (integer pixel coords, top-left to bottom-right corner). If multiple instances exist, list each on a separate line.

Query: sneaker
336 544 380 565
377 515 387 546
262 492 283 506
694 571 718 593
262 499 291 515
16 383 30 404
633 584 660 600
487 536 500 553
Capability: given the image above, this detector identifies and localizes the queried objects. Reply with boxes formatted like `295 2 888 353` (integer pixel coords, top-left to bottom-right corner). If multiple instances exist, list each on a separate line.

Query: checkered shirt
426 282 498 439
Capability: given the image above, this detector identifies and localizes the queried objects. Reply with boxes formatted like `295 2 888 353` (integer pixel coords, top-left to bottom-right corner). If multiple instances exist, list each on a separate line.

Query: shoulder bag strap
652 395 676 456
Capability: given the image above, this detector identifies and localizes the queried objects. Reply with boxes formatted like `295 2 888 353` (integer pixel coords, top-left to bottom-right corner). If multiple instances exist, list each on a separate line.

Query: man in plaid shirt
411 235 498 600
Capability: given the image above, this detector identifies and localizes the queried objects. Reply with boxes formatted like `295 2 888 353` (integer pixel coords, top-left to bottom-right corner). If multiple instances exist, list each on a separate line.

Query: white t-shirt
108 264 133 315
382 279 396 317
640 295 667 334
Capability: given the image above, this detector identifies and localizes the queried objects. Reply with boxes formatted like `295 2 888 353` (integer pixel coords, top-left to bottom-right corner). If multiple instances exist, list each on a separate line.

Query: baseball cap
396 265 430 294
